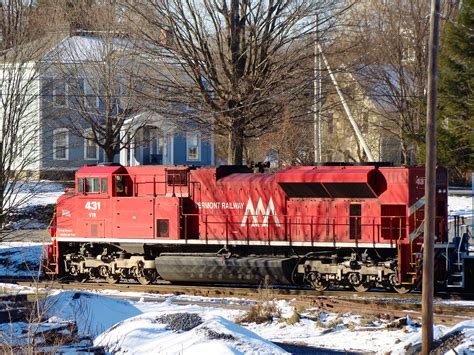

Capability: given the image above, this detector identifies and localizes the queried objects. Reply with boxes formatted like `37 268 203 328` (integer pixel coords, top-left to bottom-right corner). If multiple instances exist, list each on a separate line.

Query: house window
53 128 69 160
186 131 201 161
53 80 67 107
84 129 99 160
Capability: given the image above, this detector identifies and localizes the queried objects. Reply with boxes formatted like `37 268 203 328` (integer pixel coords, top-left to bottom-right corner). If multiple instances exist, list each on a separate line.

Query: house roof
42 34 136 63
0 32 144 65
123 110 176 134
0 32 67 64
349 64 414 113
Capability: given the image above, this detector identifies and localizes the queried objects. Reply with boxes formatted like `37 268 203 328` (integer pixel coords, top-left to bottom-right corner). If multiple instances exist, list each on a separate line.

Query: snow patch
95 313 288 354
42 291 142 337
448 195 472 217
0 242 44 277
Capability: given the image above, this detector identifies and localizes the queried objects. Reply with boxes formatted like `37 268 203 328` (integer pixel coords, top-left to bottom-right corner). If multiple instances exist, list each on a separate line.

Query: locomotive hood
275 166 387 198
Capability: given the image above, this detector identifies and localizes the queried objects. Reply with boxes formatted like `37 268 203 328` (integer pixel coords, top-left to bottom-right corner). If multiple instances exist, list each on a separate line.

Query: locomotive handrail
111 172 195 198
180 211 445 248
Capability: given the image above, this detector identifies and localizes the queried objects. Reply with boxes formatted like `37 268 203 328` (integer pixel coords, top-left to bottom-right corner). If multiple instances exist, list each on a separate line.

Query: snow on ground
43 291 142 336
7 181 65 210
3 279 474 353
448 195 473 218
95 311 286 354
0 242 44 277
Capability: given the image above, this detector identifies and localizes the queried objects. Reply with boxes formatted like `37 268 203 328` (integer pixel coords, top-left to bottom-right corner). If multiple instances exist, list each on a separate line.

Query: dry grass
237 302 281 324
347 322 357 331
359 315 379 327
284 311 301 325
236 278 281 324
295 305 307 314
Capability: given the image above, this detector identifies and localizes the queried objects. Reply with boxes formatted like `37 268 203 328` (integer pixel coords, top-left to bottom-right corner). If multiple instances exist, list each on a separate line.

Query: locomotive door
349 204 362 240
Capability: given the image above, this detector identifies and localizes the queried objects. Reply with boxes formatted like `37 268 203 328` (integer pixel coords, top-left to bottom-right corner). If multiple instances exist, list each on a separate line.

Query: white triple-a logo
240 197 281 228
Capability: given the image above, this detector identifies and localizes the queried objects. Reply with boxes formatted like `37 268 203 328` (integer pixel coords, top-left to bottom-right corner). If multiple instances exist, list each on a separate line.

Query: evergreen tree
438 0 474 185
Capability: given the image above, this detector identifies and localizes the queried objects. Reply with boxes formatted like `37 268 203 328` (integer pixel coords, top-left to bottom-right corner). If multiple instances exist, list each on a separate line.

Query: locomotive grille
166 169 188 186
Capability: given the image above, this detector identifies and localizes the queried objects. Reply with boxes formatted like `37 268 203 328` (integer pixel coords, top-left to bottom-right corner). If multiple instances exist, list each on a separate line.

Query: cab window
101 177 107 193
115 175 125 194
78 177 107 194
86 178 100 193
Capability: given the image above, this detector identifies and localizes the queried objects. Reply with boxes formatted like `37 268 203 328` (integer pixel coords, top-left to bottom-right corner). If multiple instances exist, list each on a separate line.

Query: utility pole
422 0 440 353
313 15 322 162
318 44 375 162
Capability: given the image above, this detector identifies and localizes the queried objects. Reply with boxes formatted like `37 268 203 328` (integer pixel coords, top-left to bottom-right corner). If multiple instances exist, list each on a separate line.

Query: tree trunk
105 147 115 163
0 190 3 230
401 140 409 165
228 126 244 165
0 141 4 228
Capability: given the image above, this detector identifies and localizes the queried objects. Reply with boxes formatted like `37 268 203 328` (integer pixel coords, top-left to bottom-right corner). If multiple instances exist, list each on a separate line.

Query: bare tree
337 0 459 164
124 0 348 165
46 2 147 163
0 2 56 236
251 113 314 167
0 1 36 50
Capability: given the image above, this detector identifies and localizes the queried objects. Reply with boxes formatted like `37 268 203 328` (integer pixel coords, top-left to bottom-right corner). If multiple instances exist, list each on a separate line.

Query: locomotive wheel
137 270 157 285
349 274 371 293
307 271 329 291
353 282 372 293
389 273 412 294
76 274 89 283
311 279 329 291
137 275 151 285
392 284 412 294
105 274 119 284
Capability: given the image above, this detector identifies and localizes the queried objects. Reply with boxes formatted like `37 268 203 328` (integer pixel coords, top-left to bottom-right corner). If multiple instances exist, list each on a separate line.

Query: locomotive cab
75 165 131 197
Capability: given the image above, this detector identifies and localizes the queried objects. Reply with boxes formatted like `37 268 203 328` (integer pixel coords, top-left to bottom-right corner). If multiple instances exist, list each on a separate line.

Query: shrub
285 311 301 325
236 302 281 324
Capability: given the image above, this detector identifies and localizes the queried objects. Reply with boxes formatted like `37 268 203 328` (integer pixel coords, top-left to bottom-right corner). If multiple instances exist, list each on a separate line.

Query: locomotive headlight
437 188 447 194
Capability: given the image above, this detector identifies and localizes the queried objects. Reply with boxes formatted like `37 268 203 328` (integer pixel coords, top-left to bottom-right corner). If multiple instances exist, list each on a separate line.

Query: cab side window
101 178 107 193
115 175 125 195
78 177 107 194
86 178 100 193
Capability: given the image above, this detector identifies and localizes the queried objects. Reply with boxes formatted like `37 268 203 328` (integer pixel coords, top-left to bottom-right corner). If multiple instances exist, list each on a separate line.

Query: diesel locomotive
46 163 465 293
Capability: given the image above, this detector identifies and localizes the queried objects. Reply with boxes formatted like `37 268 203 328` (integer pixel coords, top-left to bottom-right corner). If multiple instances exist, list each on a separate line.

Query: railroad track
8 276 474 300
8 279 474 326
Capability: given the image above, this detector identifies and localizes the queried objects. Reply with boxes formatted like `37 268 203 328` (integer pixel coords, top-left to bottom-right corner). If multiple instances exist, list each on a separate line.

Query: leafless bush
236 279 281 324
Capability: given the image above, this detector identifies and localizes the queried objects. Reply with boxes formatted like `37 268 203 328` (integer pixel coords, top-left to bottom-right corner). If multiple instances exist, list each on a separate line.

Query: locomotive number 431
85 201 101 210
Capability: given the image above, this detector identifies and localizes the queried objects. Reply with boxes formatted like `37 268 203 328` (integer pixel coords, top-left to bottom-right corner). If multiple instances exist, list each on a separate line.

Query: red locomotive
47 163 451 293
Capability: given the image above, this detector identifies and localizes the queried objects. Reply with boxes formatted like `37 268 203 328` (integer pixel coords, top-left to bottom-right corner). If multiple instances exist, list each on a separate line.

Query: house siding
173 134 213 166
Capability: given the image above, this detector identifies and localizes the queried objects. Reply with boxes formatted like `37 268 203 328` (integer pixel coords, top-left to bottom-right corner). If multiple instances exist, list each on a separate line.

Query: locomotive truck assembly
45 163 472 293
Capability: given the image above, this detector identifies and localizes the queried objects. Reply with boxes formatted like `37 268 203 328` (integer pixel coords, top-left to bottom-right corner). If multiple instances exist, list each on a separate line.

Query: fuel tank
155 256 299 285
